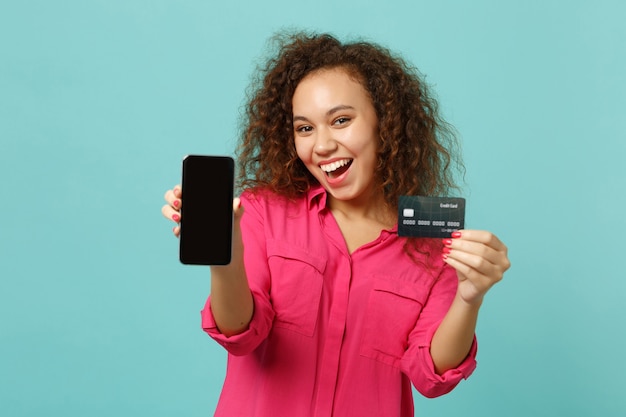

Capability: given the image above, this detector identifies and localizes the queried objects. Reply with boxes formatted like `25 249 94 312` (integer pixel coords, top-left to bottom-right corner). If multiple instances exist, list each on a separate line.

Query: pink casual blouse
201 185 477 417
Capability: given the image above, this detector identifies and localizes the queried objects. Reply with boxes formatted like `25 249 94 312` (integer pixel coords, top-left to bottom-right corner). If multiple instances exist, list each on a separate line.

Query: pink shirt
201 185 477 417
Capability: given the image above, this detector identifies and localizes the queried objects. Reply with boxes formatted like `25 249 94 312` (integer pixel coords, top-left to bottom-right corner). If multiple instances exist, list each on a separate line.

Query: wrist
454 291 484 310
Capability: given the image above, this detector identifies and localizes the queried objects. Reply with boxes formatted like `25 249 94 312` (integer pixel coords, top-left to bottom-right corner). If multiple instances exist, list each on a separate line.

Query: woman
162 32 510 417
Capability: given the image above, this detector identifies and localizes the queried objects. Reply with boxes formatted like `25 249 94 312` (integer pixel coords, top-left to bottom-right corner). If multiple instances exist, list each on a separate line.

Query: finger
445 248 506 280
163 190 181 210
172 184 182 199
449 230 511 274
453 230 508 253
161 204 181 223
443 253 503 290
173 225 180 238
443 255 496 302
233 197 244 218
232 197 245 234
444 238 502 266
164 186 183 209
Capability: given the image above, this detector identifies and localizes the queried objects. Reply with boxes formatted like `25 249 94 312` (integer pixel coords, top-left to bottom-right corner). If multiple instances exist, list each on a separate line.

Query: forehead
301 66 363 85
293 68 371 109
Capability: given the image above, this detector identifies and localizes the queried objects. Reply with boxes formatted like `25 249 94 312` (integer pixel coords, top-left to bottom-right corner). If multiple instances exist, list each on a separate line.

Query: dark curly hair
237 31 464 212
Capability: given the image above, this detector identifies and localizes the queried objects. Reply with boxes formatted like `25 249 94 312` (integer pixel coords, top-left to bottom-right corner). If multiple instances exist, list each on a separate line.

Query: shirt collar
306 184 399 234
307 184 327 212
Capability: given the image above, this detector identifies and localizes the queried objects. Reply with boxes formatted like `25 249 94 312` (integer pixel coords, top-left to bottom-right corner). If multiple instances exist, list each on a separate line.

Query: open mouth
320 158 353 179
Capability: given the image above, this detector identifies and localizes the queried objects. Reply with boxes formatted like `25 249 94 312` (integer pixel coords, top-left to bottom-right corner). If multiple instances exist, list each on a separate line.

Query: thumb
233 197 244 221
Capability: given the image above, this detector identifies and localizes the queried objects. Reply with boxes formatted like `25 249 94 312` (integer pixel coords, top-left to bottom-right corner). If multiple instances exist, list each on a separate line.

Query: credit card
398 196 466 238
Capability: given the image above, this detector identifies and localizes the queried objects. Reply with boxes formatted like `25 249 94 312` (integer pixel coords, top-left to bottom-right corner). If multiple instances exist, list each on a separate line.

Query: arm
162 187 253 337
430 230 510 374
208 197 254 337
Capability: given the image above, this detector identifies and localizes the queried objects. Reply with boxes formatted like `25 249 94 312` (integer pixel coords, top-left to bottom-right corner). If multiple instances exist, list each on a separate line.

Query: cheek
351 134 379 161
294 140 311 163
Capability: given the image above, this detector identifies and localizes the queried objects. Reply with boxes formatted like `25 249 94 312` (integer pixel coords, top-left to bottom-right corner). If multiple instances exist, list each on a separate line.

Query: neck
328 191 395 228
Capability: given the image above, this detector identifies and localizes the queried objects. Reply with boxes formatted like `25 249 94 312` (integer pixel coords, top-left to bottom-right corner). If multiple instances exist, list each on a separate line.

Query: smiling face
292 67 381 210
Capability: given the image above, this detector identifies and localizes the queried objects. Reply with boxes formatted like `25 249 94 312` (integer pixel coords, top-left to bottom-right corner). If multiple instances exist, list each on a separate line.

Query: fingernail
451 231 462 238
172 214 180 222
442 253 448 261
173 200 180 208
443 247 452 254
442 239 452 246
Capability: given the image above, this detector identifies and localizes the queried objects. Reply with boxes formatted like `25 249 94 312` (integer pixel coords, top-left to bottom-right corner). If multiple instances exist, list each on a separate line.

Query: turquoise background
1 0 624 416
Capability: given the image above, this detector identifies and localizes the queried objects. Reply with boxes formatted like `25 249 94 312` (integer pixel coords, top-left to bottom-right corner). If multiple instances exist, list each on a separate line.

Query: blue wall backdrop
1 1 624 416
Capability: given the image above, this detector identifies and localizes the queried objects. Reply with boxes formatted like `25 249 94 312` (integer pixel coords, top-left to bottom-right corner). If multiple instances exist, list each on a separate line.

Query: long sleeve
200 191 275 356
400 265 477 398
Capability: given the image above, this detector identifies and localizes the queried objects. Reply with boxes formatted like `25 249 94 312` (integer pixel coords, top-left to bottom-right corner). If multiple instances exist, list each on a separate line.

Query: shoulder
240 188 297 210
238 186 325 247
240 186 323 215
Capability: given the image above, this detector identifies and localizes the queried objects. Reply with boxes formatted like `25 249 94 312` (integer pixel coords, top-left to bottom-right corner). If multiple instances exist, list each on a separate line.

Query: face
292 68 380 208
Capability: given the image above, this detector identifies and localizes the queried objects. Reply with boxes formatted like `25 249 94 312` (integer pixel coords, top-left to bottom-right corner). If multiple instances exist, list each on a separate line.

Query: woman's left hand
442 230 510 305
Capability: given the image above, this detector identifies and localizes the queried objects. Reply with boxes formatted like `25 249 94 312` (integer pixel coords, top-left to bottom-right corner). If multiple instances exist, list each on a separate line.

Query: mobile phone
179 155 234 265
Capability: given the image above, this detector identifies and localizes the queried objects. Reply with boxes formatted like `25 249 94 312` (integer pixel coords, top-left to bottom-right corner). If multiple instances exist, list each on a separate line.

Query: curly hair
237 31 464 211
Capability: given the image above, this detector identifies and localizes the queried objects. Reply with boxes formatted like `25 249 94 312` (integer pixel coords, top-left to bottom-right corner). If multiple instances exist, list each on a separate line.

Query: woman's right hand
162 184 251 335
161 185 245 240
162 185 182 237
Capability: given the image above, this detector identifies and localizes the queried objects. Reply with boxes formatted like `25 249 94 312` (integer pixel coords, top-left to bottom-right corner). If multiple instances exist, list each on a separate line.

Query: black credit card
398 196 465 238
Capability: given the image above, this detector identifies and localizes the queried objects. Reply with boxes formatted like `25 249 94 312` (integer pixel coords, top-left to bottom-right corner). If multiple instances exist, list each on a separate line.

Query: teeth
320 159 351 173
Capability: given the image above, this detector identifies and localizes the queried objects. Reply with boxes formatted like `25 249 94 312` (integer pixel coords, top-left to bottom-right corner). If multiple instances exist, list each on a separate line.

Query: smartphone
179 155 234 265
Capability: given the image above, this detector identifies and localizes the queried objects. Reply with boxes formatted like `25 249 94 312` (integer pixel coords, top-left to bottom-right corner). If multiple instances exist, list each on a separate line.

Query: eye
333 117 351 126
295 125 313 134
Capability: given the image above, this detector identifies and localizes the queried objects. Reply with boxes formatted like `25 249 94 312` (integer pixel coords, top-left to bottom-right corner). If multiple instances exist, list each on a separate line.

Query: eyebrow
293 105 356 122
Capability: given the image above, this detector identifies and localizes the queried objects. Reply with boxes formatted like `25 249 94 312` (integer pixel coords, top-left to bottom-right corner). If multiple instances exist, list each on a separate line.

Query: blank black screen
179 155 234 265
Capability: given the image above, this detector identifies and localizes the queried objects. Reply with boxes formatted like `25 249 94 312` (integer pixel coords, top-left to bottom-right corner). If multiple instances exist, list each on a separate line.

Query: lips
320 158 353 179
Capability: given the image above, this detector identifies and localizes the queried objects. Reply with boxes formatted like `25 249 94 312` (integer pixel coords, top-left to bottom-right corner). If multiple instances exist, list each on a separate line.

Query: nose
314 127 338 155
